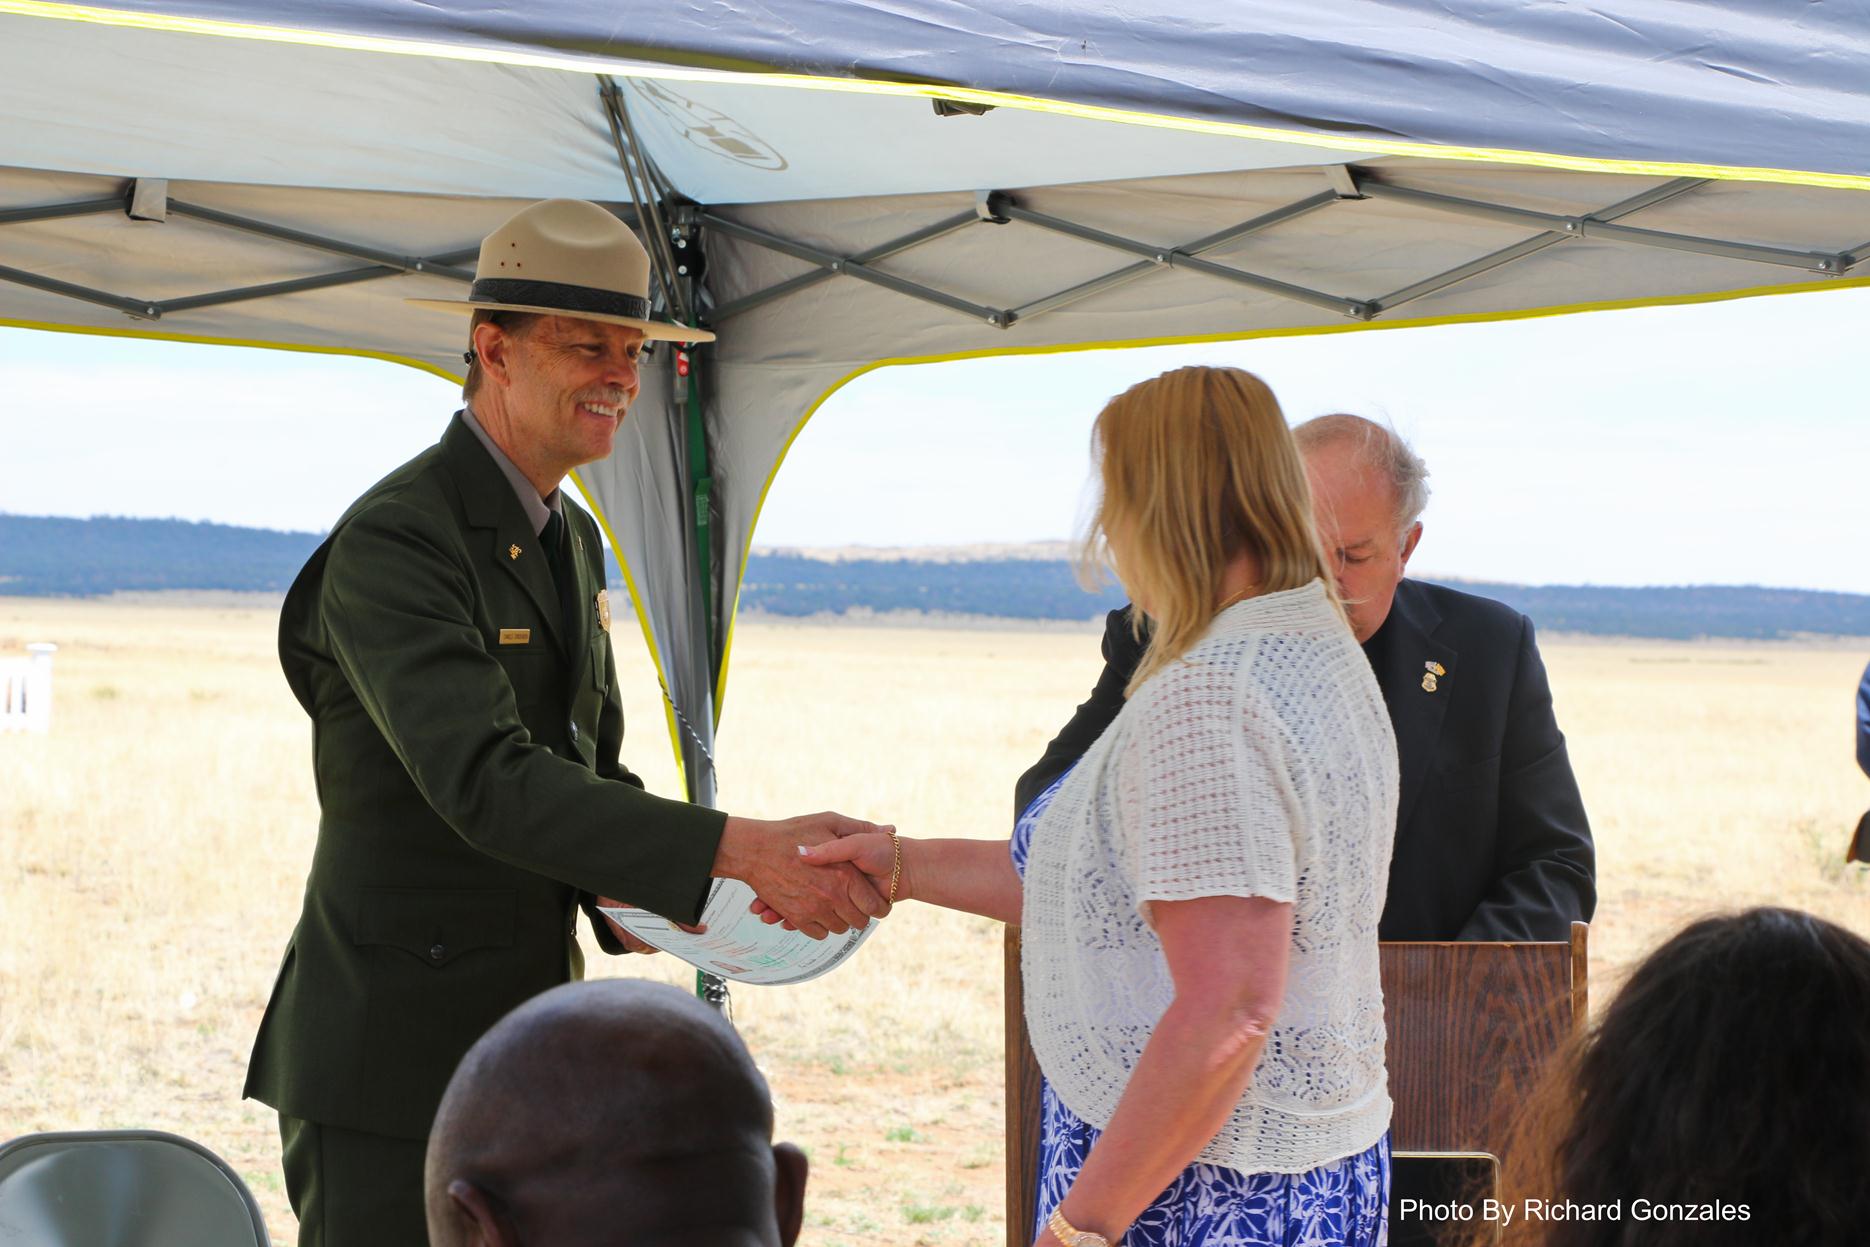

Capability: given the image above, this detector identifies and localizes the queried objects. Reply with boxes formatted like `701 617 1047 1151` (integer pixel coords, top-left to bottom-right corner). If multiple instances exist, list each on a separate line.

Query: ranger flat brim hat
408 198 715 344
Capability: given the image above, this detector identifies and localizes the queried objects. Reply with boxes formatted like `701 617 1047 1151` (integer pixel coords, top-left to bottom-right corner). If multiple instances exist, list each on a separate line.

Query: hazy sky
5 281 1867 593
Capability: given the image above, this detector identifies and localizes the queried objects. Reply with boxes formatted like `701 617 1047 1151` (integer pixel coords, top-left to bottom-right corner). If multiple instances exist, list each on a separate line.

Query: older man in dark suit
1017 414 1594 942
245 199 888 1246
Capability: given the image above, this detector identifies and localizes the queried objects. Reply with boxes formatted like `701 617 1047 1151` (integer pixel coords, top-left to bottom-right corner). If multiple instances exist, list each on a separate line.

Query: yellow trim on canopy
716 270 1870 713
0 315 464 382
6 0 1870 193
568 471 692 792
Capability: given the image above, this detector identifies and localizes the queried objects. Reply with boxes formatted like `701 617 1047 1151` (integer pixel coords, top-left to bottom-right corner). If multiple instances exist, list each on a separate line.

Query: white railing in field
0 643 58 734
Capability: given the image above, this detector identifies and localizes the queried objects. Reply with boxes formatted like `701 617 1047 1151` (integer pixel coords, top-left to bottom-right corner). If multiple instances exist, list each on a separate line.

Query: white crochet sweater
1021 579 1398 1175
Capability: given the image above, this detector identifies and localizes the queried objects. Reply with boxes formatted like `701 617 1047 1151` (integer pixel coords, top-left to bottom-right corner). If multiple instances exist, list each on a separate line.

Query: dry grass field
3 595 1867 1246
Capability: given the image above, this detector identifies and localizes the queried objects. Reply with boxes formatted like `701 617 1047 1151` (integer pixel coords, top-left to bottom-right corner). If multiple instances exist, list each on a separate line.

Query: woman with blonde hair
793 366 1398 1246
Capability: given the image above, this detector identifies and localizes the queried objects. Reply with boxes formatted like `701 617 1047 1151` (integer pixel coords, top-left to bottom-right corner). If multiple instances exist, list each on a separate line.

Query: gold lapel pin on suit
508 543 521 560
1422 660 1446 693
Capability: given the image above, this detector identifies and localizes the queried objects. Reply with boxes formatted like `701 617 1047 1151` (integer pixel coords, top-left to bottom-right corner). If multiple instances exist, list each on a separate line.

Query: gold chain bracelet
887 827 902 905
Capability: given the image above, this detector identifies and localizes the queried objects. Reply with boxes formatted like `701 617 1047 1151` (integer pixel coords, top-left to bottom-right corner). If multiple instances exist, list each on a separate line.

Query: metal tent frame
11 165 1862 341
704 171 1870 333
0 185 479 318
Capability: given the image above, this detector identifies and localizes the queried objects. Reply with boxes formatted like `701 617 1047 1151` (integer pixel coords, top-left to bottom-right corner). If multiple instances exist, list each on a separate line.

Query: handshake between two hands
599 810 904 954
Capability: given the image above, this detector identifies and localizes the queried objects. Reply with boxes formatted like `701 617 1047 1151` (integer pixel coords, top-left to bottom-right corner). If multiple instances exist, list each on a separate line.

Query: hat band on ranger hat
406 197 715 342
468 277 651 322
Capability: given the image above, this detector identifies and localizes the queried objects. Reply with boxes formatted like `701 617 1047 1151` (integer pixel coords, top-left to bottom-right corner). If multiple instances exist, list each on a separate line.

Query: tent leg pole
677 331 728 1013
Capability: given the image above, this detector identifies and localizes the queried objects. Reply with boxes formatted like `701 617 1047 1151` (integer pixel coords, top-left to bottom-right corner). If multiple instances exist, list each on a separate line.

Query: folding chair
0 1129 270 1247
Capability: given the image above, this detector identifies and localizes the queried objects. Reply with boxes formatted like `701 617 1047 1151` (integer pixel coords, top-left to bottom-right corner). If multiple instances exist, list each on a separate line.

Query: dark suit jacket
1016 578 1595 941
1856 659 1870 779
244 415 726 1139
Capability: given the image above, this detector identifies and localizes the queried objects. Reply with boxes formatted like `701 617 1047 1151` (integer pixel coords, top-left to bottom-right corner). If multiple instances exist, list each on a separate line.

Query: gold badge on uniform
508 543 521 560
498 628 531 646
1422 673 1439 692
1422 660 1445 693
595 588 612 633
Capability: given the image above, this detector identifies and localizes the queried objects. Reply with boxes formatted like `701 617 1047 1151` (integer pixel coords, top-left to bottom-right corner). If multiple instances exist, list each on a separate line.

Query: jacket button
569 721 580 742
429 943 446 961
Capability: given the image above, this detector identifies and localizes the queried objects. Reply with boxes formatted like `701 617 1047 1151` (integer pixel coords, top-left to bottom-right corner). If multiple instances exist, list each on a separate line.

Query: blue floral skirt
1032 1081 1390 1246
1015 771 1390 1246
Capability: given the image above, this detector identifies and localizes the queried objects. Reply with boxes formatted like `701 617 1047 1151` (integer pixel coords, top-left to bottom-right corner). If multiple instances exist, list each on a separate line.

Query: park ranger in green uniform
244 199 891 1246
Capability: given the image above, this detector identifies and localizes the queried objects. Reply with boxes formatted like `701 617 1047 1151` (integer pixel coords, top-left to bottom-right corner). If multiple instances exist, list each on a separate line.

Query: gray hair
461 309 543 400
1292 413 1430 544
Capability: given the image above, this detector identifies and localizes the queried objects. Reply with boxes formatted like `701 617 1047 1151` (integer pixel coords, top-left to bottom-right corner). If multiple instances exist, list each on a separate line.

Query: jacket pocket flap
353 887 515 967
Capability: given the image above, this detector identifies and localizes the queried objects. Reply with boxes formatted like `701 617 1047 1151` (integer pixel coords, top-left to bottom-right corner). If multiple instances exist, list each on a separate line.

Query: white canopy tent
4 0 1868 817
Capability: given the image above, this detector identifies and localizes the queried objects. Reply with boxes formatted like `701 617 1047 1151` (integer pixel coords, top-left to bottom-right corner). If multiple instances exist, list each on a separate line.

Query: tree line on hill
4 513 1868 641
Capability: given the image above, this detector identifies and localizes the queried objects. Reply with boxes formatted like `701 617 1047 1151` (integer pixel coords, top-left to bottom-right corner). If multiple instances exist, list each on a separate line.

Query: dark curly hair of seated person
1467 906 1870 1247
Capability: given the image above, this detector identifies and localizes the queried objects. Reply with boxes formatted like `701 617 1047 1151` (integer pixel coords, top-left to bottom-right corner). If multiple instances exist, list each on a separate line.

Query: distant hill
4 513 1868 641
736 553 1129 620
0 514 324 597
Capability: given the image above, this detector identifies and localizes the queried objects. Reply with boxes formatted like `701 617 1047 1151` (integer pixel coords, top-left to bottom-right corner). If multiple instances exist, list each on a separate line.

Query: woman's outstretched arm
791 834 1023 925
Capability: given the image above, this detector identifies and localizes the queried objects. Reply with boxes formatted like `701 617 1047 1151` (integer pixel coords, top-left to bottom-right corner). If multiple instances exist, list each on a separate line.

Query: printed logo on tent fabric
632 79 789 171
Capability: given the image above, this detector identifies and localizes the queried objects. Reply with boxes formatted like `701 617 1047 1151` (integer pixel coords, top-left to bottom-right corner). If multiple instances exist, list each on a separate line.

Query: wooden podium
1002 923 1589 1246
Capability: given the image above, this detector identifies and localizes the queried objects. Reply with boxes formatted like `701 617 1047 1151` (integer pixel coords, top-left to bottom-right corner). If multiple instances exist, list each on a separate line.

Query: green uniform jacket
244 414 726 1140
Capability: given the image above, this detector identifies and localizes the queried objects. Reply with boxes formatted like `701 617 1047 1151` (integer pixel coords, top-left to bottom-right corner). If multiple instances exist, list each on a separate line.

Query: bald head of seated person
425 980 807 1247
1017 413 1595 942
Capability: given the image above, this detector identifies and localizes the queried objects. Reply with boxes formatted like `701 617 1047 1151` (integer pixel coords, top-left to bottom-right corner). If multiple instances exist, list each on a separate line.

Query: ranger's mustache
575 388 631 409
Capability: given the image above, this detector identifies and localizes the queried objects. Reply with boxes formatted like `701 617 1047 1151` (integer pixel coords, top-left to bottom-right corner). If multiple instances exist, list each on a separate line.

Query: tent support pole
0 197 125 226
593 75 726 1010
0 262 157 318
599 77 690 326
988 194 1372 318
684 341 728 1013
683 348 715 686
681 172 1865 332
702 212 1012 326
1369 177 1711 313
710 209 981 323
669 213 728 1012
1008 190 1341 323
1369 233 1568 313
0 185 481 318
163 249 479 313
0 244 478 321
165 201 477 278
1357 179 1851 274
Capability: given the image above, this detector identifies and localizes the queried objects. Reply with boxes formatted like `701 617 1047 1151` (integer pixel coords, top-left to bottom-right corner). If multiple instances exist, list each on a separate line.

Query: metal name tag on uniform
595 589 612 634
498 628 531 645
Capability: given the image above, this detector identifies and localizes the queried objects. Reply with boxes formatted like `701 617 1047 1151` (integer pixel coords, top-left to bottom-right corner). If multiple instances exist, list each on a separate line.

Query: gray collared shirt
462 406 560 538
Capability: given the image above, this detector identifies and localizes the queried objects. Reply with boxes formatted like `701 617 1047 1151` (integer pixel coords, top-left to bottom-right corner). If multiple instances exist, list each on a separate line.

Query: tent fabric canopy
7 0 1870 183
3 2 1868 798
